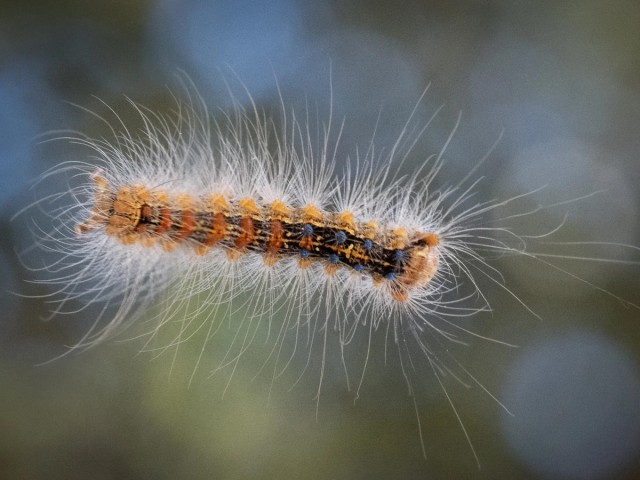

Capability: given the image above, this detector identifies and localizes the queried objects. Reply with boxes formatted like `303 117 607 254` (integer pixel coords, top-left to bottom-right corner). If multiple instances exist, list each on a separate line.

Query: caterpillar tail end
390 232 441 303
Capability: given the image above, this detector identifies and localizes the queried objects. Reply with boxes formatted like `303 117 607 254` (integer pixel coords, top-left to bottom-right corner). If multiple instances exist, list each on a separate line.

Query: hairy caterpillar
77 172 441 303
20 79 638 468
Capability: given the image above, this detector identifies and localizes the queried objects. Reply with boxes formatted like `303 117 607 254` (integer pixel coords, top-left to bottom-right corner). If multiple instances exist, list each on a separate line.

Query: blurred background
2 1 640 479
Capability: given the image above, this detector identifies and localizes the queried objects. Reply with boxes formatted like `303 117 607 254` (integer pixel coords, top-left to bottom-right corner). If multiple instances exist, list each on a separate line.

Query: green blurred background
2 1 640 479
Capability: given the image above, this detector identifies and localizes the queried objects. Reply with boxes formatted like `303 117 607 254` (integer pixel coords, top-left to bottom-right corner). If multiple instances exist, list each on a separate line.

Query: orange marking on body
204 213 227 246
194 245 208 256
263 254 279 267
238 197 260 215
174 195 196 241
270 199 290 218
201 193 230 247
155 206 172 234
162 241 178 252
226 249 243 261
266 219 284 255
324 264 339 276
422 232 440 247
234 197 260 250
176 208 195 240
210 193 229 210
301 204 322 222
235 217 255 249
297 257 311 269
299 236 313 250
336 211 355 233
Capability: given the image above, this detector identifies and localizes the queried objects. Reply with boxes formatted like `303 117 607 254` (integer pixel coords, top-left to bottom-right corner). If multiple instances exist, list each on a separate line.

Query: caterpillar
77 171 441 304
21 80 638 467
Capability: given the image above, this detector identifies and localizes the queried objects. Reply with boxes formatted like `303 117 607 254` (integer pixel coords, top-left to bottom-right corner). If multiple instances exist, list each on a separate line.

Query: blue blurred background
2 1 640 479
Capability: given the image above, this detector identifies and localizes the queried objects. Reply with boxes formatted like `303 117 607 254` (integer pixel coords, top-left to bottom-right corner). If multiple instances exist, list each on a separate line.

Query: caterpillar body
78 171 440 304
